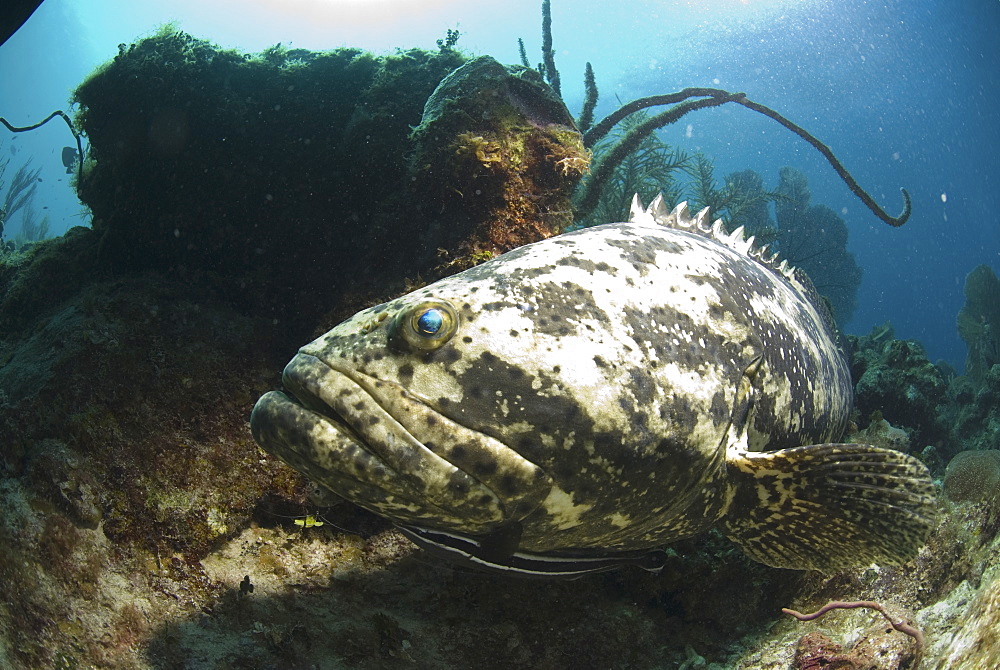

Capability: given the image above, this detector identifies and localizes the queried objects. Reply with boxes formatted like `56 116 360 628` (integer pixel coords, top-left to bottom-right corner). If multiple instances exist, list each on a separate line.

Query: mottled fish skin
251 197 935 571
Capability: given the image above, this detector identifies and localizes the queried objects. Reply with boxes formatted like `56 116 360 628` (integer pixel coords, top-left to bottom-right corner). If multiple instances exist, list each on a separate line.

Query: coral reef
942 364 1000 454
939 266 1000 456
68 29 585 341
956 264 1000 382
1 6 997 669
784 600 923 670
846 411 911 453
774 166 863 324
72 29 456 337
848 323 949 450
943 450 1000 506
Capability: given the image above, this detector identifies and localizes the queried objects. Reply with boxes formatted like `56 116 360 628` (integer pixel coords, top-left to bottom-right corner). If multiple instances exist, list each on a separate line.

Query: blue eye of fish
416 309 444 336
387 299 459 352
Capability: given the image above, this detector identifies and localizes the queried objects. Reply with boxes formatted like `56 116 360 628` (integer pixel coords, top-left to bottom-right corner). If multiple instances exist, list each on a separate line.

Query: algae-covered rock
72 28 467 338
845 411 911 453
848 325 948 447
407 55 588 273
70 33 587 342
934 563 1000 668
957 264 1000 382
942 363 1000 457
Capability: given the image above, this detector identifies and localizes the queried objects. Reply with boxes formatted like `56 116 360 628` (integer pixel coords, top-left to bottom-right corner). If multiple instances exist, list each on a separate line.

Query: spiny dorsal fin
627 194 835 328
719 443 938 572
629 193 796 278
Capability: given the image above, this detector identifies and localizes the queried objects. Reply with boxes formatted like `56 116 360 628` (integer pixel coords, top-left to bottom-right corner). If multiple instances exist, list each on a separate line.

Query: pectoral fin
720 443 937 572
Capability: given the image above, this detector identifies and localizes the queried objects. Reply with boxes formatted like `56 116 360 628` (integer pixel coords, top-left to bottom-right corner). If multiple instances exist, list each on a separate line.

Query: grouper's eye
389 299 459 352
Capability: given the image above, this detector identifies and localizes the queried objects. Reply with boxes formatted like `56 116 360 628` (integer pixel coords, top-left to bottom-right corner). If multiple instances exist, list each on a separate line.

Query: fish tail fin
720 444 938 572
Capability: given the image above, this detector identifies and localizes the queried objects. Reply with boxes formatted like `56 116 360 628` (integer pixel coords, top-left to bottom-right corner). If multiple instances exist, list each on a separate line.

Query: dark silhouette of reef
957 264 1000 382
66 27 585 345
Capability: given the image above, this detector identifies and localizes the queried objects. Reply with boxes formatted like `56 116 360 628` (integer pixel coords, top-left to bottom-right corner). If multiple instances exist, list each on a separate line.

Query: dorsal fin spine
628 192 808 289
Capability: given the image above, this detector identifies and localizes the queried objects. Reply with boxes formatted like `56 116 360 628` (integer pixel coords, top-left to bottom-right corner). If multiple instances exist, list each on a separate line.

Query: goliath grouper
250 196 936 577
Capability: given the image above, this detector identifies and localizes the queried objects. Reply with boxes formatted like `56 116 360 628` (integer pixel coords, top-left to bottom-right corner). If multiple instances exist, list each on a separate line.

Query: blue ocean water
1 0 996 369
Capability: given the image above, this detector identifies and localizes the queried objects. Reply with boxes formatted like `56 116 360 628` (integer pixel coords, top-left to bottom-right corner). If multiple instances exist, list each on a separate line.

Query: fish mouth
250 353 552 533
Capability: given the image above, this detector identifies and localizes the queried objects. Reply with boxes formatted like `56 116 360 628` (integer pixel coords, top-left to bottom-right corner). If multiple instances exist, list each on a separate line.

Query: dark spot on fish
555 255 620 277
398 363 414 384
509 329 519 337
499 474 520 495
430 346 462 366
426 415 438 426
450 445 466 459
594 355 607 368
711 390 729 420
483 302 507 311
628 367 656 406
368 416 379 425
473 459 498 477
353 401 365 410
631 411 649 433
462 336 473 343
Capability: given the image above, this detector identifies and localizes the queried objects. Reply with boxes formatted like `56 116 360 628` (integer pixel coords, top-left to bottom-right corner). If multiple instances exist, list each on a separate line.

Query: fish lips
250 353 553 533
